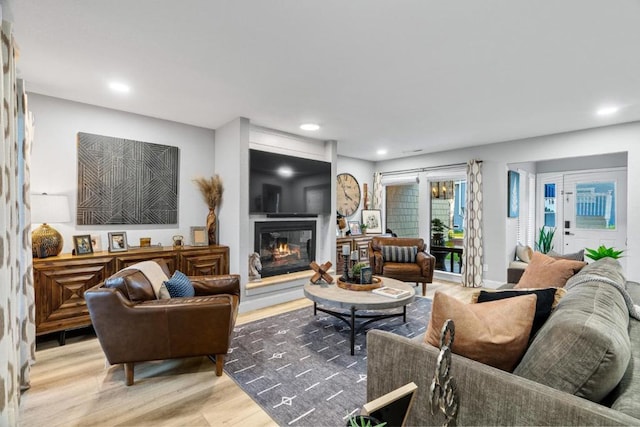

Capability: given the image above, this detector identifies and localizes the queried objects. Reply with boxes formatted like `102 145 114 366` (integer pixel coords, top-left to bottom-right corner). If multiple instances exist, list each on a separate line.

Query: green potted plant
346 415 386 427
360 223 368 235
585 245 624 261
431 218 449 246
535 227 556 254
352 262 367 283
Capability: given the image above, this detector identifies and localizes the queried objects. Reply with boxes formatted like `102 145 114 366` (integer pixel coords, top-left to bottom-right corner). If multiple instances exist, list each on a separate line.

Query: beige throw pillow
515 251 586 289
425 291 537 372
516 244 533 263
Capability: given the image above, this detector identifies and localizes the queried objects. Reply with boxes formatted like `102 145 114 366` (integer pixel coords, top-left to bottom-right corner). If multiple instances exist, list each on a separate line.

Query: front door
562 169 627 268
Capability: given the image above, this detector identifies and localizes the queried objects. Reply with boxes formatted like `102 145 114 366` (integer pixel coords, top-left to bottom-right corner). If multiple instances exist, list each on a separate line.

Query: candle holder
342 254 350 281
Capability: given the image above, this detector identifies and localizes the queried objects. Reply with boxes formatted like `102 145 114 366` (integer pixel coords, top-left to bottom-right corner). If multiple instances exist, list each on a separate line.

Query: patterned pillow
381 245 418 263
164 270 195 298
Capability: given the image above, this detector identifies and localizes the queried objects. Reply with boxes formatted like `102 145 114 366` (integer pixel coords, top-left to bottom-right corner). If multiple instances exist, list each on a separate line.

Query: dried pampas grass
194 175 224 210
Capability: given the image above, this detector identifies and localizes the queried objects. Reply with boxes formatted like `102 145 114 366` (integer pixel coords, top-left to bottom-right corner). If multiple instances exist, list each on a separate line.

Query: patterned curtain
461 160 483 287
372 172 383 209
1 20 35 424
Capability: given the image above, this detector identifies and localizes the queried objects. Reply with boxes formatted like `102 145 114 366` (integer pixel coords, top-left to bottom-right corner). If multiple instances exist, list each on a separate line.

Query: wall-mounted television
249 149 331 216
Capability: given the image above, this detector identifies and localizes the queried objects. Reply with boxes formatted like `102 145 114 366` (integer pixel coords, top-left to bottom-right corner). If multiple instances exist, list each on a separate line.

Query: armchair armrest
416 251 435 281
190 274 241 301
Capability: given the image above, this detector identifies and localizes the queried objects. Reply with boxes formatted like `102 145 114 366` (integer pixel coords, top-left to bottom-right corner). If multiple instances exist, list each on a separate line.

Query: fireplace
254 221 316 278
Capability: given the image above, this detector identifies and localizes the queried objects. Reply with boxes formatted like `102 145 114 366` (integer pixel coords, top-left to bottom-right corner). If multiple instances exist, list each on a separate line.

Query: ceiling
8 1 640 161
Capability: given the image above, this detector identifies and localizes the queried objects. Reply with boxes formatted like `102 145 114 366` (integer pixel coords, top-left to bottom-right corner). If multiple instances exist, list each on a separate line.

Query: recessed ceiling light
300 123 320 131
278 166 293 177
377 149 388 155
109 81 130 93
596 106 619 116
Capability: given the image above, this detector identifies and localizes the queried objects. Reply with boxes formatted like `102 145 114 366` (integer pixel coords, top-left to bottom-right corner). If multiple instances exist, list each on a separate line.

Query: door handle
564 231 575 236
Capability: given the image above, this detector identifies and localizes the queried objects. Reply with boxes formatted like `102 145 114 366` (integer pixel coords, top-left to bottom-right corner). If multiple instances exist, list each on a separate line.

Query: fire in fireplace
254 221 316 278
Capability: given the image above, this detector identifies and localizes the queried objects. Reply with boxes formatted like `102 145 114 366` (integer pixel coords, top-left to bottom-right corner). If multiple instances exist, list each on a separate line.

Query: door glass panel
575 181 616 230
544 183 556 227
430 179 465 273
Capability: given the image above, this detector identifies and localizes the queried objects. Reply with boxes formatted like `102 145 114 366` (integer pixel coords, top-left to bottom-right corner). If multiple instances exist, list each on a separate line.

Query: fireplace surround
254 221 316 278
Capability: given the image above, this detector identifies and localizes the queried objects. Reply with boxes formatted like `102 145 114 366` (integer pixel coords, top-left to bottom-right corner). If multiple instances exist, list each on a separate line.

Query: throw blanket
567 273 640 321
122 261 168 298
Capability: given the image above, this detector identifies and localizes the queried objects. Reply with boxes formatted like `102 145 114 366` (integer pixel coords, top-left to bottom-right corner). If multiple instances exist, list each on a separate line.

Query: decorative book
372 286 411 299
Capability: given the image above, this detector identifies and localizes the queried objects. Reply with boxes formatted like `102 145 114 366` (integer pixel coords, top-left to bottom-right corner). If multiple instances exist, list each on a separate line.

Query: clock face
336 173 361 217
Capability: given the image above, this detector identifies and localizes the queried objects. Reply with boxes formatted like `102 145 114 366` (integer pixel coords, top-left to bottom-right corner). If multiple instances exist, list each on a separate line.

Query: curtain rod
380 160 482 176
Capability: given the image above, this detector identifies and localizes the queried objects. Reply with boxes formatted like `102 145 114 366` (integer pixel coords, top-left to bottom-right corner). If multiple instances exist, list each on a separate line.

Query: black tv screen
249 149 331 215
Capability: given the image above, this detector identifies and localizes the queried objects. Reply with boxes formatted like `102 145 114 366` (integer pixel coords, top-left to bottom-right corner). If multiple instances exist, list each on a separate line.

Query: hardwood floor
19 279 478 426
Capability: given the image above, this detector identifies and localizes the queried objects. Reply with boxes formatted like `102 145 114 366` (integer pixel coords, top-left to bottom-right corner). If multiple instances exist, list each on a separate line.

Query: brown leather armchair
368 237 435 296
85 264 240 385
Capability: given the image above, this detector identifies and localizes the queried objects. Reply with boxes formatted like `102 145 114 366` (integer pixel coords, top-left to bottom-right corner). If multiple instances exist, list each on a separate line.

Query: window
430 177 465 273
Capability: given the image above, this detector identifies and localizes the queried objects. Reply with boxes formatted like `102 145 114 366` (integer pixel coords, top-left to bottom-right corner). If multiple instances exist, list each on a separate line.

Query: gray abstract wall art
77 132 179 225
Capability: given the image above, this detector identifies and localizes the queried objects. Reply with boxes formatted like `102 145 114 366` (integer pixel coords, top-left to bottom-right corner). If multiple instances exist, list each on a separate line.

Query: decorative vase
206 208 217 245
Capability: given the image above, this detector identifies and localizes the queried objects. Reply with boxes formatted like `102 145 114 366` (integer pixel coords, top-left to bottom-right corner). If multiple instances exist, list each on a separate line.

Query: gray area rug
224 296 432 426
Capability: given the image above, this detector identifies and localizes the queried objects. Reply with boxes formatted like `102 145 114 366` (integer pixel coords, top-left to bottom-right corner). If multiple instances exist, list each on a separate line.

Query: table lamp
31 193 70 258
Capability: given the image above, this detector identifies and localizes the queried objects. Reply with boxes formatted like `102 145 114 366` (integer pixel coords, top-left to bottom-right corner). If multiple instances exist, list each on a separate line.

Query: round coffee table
303 277 415 355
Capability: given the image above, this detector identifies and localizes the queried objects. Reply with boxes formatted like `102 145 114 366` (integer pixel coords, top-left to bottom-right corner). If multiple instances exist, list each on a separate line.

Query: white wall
376 121 640 283
29 94 216 253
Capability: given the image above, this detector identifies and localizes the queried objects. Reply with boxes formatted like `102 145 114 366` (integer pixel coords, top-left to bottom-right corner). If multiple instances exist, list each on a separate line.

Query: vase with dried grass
194 175 224 245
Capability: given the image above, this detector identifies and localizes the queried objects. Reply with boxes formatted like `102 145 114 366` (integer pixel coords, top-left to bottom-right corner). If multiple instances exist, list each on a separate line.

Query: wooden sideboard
336 235 373 274
33 245 229 337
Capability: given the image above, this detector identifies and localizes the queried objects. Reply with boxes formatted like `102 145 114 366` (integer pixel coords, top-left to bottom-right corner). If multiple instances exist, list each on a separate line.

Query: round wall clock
336 173 361 217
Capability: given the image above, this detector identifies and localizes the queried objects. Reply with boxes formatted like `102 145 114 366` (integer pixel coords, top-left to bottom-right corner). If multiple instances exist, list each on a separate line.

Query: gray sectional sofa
367 258 640 425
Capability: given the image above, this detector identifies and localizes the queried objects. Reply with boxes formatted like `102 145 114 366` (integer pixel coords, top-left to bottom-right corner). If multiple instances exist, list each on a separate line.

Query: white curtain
372 172 383 209
1 20 35 424
461 160 483 287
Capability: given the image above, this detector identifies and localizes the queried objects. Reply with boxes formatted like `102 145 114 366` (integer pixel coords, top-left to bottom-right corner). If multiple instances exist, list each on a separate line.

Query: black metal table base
313 302 407 355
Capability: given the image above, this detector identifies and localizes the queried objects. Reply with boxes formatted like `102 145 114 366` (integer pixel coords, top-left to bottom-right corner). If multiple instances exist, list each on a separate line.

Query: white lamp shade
31 194 71 224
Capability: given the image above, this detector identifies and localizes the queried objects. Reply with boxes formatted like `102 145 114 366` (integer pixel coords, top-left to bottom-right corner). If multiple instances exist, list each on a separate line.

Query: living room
3 1 640 425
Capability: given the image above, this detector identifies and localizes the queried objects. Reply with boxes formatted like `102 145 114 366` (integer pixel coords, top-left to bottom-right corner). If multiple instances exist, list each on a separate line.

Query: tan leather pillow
425 291 537 372
515 251 586 289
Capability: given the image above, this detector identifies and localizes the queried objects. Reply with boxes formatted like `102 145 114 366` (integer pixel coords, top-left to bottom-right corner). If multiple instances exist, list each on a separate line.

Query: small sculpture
429 319 459 426
249 252 262 281
310 261 333 284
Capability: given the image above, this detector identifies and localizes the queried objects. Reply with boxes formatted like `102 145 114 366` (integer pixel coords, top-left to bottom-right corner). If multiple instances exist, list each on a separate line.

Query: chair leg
215 355 224 376
421 282 426 296
124 362 134 386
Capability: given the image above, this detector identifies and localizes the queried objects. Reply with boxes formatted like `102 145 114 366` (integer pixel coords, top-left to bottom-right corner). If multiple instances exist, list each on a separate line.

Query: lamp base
32 223 64 258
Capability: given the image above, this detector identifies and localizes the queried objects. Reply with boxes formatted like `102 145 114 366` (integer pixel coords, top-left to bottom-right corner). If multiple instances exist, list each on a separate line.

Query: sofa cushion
513 258 631 402
548 249 585 261
472 288 565 339
382 245 418 263
425 291 537 372
164 270 196 298
516 244 533 263
515 251 586 289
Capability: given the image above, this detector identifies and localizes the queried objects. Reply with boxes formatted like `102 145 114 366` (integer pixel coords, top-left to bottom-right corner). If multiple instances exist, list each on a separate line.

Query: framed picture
508 170 520 218
190 226 209 246
73 234 93 255
362 209 382 234
361 381 417 427
90 234 102 252
108 231 128 252
348 221 362 235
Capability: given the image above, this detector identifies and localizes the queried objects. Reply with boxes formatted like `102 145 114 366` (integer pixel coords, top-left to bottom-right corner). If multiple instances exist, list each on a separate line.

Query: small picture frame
108 232 128 252
361 209 382 234
348 221 362 235
190 226 209 246
360 266 373 284
73 234 93 255
91 234 102 252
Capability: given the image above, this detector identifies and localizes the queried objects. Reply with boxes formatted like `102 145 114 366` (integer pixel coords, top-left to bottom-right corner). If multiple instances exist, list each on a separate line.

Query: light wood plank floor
19 280 478 427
